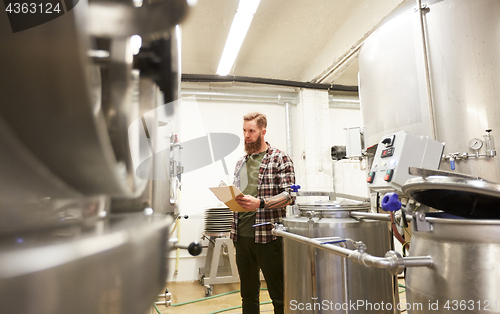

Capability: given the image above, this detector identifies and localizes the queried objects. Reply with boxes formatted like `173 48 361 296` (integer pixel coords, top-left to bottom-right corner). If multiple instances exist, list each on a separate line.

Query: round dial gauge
469 138 483 150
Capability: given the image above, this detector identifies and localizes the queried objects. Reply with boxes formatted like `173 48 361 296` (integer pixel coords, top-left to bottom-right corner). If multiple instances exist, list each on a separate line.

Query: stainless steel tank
406 217 500 314
0 0 188 313
283 200 395 313
359 0 500 183
402 176 500 313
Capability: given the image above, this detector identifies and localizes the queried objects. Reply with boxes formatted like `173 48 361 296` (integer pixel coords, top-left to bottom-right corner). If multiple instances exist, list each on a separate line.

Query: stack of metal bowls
204 207 232 236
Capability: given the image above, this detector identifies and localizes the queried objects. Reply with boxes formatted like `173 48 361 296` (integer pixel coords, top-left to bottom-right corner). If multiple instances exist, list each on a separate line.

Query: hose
155 285 407 313
390 212 409 251
398 283 406 293
402 242 411 257
159 288 268 307
169 218 179 237
175 218 181 274
207 301 273 314
154 303 162 314
171 289 240 306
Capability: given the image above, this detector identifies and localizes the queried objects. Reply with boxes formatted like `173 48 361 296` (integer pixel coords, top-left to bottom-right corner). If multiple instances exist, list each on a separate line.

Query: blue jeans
235 236 284 314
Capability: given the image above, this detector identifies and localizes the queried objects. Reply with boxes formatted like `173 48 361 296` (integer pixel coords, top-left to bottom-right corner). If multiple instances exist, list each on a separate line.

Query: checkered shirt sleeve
230 143 296 243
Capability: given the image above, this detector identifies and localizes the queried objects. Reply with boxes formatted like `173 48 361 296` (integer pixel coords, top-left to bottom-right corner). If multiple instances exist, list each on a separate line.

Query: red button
367 172 375 183
384 169 394 182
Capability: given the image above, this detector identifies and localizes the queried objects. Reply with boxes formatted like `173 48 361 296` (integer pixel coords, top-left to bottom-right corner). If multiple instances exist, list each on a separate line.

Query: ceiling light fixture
216 0 261 76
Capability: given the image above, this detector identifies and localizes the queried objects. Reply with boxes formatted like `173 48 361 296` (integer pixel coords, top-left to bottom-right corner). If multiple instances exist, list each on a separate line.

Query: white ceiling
181 0 407 87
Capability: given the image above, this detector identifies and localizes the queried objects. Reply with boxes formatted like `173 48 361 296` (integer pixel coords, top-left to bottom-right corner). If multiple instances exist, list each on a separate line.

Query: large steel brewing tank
358 0 500 183
402 176 500 313
282 200 394 313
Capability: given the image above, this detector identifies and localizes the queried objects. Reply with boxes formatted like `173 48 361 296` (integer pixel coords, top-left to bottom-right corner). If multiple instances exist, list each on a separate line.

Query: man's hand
235 194 260 211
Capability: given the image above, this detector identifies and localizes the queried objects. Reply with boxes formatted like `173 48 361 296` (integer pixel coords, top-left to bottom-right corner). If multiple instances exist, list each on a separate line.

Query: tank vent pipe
416 0 438 140
285 102 293 156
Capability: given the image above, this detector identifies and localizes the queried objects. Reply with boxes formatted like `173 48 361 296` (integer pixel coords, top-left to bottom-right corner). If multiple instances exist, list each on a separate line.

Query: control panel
367 131 444 193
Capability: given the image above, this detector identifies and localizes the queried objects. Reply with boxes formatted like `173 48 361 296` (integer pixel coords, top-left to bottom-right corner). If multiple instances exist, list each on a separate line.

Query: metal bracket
414 3 430 13
413 212 433 232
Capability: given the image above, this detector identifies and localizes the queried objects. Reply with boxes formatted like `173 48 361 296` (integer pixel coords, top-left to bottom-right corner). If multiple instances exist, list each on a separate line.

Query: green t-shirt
238 151 265 237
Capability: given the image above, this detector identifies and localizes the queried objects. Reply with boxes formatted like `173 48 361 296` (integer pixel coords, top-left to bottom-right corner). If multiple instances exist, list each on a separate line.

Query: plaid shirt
231 143 295 243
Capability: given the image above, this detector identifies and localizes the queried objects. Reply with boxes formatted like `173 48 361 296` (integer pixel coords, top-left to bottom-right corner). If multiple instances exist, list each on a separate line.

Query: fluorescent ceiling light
216 0 261 76
130 34 142 55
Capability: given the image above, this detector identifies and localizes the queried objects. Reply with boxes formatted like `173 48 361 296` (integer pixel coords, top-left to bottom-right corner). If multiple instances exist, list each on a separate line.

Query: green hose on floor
154 288 269 313
206 300 273 314
154 303 163 314
154 285 407 314
399 283 406 293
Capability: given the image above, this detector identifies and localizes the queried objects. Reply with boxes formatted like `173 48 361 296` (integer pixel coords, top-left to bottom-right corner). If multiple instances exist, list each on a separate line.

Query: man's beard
245 133 263 155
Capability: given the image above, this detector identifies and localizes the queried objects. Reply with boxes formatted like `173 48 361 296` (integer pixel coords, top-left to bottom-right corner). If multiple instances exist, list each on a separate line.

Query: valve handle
291 184 301 192
381 192 401 212
450 159 456 170
187 242 202 256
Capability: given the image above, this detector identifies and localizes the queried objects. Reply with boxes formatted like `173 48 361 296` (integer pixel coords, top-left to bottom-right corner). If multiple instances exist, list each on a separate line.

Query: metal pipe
416 0 437 140
333 193 369 202
273 226 353 258
350 212 391 221
348 250 394 268
330 98 360 104
273 225 432 275
341 247 349 314
314 42 364 84
182 96 290 104
350 211 413 222
181 74 359 92
181 89 299 104
175 219 181 275
285 102 293 156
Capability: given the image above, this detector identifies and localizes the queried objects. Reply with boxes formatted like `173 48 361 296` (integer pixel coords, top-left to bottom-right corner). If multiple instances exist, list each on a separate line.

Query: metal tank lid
298 199 370 212
402 175 500 219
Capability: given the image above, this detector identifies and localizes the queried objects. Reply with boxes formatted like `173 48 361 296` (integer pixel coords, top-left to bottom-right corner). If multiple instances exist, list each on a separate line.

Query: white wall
329 107 364 146
291 89 333 195
168 90 364 282
329 107 367 197
168 97 287 282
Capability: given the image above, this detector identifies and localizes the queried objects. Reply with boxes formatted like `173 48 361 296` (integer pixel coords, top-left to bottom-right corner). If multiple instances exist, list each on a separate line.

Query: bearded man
232 112 296 314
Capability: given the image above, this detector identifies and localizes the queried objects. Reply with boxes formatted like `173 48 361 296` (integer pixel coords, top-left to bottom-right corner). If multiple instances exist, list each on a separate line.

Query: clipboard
209 185 247 212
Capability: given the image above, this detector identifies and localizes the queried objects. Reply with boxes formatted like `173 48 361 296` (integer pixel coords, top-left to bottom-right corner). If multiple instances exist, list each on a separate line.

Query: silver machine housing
358 0 500 313
359 0 500 183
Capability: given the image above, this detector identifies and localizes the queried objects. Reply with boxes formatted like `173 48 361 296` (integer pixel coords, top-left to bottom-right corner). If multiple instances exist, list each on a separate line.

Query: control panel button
381 135 396 147
367 171 375 183
384 169 394 182
381 147 395 158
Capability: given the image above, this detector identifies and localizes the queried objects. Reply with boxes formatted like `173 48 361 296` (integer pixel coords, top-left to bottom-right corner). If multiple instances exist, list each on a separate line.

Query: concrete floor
152 279 407 314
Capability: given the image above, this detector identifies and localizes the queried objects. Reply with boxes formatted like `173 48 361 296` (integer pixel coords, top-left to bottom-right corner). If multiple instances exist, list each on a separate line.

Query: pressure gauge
469 138 483 150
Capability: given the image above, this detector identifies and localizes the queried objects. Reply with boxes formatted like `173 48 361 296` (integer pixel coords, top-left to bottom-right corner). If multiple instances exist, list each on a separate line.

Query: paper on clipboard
209 185 247 212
